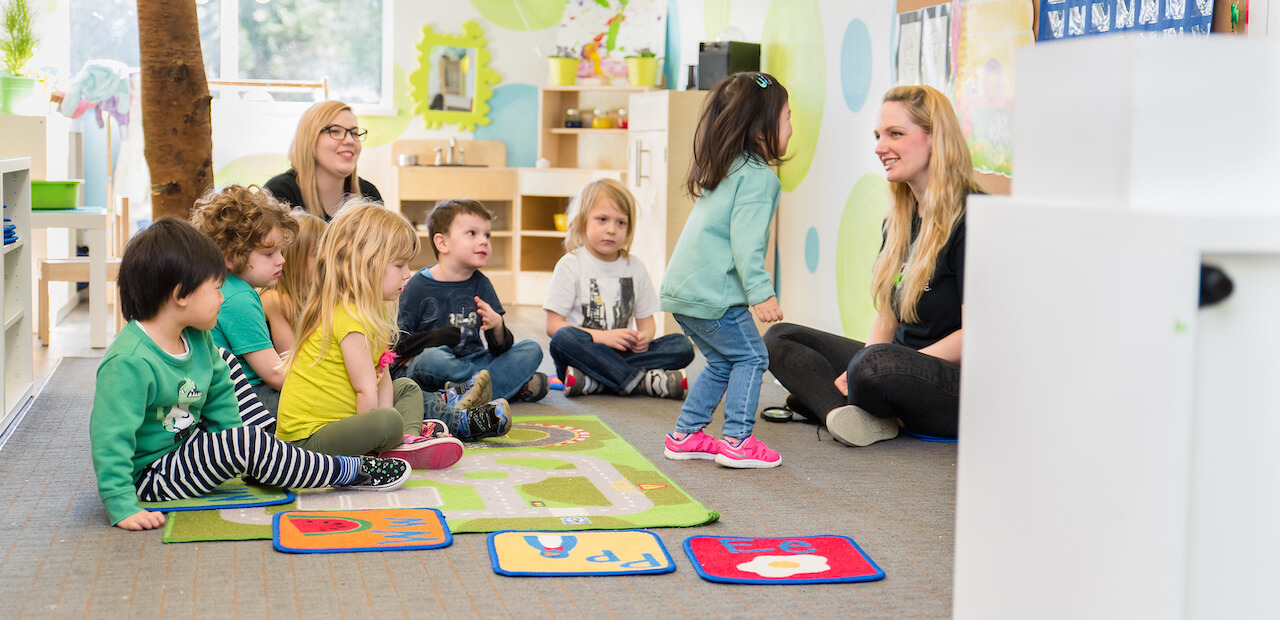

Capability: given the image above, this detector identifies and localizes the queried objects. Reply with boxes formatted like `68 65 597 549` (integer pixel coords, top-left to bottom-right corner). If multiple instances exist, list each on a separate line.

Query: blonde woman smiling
764 85 979 446
265 100 383 221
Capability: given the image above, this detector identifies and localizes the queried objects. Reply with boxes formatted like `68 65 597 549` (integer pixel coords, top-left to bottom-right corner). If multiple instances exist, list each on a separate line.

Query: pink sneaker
664 430 720 461
714 435 781 469
379 434 464 470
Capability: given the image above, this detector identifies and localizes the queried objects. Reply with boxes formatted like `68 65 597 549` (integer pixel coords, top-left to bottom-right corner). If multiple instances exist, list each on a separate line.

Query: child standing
543 178 694 398
190 185 299 415
276 201 464 470
660 72 792 469
395 199 548 403
260 209 326 353
91 219 409 531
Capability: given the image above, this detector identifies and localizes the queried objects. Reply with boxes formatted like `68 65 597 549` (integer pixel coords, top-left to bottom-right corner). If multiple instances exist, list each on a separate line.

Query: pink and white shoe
379 432 464 471
663 430 720 461
714 435 781 469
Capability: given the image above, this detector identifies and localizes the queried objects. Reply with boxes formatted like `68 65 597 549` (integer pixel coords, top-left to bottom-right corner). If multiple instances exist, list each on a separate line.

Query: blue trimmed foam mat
488 529 675 577
273 508 452 554
683 535 885 585
139 477 294 512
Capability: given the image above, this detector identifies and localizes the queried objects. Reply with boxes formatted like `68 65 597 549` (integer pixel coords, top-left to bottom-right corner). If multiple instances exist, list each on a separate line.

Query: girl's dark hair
685 72 790 198
118 217 227 322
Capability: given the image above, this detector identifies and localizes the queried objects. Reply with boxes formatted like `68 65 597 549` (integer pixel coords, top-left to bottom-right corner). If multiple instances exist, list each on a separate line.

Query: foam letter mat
273 508 451 554
683 535 886 585
488 530 675 577
140 477 294 512
163 415 719 543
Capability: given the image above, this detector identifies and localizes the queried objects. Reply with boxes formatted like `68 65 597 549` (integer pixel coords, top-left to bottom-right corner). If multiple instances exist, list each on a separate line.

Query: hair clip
754 73 771 88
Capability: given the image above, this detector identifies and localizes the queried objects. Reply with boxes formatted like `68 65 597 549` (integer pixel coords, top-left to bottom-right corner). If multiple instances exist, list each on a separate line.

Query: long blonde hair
563 178 637 259
288 199 419 369
289 100 364 218
870 85 982 323
266 210 327 329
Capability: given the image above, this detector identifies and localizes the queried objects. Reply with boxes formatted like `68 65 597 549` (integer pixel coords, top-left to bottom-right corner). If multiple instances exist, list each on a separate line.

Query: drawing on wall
894 4 951 94
556 0 667 82
954 0 1033 178
1038 0 1214 40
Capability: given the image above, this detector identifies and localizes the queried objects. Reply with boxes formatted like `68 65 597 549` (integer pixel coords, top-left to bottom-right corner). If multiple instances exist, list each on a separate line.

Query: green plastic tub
31 180 83 209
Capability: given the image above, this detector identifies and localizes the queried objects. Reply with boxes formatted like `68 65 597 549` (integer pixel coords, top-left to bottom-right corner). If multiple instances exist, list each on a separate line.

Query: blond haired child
543 178 693 398
92 218 409 531
660 72 792 469
276 200 463 470
190 184 299 415
260 209 326 353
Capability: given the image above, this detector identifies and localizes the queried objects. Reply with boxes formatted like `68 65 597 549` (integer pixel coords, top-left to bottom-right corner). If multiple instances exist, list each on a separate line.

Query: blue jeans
673 307 768 440
548 326 695 392
394 340 544 400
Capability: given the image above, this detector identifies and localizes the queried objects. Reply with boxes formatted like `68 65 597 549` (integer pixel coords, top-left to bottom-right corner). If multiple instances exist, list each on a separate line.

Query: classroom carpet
163 414 720 542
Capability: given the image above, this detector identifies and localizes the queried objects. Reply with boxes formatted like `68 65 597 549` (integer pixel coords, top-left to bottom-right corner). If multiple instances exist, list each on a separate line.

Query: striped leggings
135 424 359 502
218 347 275 433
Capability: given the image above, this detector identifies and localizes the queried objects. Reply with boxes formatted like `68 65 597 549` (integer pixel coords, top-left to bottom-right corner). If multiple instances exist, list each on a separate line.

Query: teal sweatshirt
90 322 242 525
659 155 781 320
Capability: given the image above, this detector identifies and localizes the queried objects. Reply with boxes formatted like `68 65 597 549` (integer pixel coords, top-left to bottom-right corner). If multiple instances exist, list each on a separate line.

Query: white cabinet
625 90 706 334
0 157 33 436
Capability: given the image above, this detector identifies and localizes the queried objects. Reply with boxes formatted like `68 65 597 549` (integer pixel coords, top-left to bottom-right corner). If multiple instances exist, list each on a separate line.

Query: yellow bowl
553 213 568 232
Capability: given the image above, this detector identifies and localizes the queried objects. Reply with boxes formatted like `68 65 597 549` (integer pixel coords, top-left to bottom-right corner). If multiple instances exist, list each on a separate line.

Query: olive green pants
292 378 424 456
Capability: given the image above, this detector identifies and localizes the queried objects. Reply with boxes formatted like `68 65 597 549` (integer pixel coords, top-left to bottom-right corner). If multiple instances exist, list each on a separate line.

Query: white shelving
0 157 33 437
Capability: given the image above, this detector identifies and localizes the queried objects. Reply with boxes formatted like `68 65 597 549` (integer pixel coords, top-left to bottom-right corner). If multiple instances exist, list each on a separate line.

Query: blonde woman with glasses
264 100 384 221
764 85 980 447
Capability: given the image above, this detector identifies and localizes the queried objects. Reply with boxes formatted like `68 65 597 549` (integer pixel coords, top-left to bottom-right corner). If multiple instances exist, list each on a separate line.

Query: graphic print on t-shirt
580 277 635 330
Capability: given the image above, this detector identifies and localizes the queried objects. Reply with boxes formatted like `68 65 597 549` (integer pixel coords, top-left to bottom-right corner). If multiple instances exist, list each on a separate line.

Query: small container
616 108 628 129
564 108 583 128
591 108 614 129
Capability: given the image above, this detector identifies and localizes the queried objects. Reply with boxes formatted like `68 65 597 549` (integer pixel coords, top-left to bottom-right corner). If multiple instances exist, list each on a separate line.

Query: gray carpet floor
0 314 957 619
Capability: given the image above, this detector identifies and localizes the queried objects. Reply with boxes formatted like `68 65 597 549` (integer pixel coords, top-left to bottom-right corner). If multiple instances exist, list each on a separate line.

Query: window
71 1 390 107
196 0 389 106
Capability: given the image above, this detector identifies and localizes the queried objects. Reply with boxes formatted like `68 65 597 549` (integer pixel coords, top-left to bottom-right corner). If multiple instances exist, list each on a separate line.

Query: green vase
547 58 578 86
0 76 35 114
626 57 659 87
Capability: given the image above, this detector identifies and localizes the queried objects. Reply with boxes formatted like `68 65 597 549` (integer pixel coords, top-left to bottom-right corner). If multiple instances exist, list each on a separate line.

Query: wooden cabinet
625 90 707 334
0 157 33 435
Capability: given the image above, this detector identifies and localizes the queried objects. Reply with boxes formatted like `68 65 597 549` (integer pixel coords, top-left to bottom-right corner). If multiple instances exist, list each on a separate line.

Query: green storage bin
31 180 83 209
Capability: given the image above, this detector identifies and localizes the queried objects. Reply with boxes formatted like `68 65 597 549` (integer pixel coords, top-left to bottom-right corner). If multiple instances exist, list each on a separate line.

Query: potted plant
626 48 660 88
0 0 38 114
547 45 578 87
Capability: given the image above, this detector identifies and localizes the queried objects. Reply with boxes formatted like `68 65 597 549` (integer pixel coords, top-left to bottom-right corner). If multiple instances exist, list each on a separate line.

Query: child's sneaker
444 369 492 409
638 369 687 399
825 405 899 447
458 399 512 441
563 366 602 397
512 372 549 402
714 435 782 469
379 433 464 470
342 456 410 491
663 430 720 461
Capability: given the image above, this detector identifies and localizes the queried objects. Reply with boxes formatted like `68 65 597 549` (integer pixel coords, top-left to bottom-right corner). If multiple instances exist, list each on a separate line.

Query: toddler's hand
753 297 783 323
629 330 651 353
834 371 848 397
595 328 633 351
474 296 502 332
117 509 166 531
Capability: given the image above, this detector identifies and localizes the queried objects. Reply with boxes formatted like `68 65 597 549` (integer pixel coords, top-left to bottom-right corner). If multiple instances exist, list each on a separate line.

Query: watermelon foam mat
488 529 675 577
273 508 451 554
683 535 886 585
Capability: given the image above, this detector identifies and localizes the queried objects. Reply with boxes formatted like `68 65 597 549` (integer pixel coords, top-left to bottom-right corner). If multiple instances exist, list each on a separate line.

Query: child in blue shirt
190 184 299 415
394 199 547 403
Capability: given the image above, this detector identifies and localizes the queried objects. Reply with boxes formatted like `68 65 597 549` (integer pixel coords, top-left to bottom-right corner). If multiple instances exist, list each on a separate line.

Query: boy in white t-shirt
543 179 694 398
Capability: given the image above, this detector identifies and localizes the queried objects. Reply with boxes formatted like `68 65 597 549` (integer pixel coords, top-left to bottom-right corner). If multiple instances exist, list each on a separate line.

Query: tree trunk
137 0 213 221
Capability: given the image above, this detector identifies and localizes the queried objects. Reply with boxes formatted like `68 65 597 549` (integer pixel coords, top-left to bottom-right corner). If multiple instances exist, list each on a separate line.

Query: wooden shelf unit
0 157 33 436
538 85 651 170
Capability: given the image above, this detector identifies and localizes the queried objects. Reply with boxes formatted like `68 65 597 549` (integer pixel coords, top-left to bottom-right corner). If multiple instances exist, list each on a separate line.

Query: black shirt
893 213 965 350
262 169 383 222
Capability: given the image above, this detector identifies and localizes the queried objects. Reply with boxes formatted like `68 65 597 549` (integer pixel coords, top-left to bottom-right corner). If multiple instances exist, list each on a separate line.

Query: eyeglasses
320 125 368 142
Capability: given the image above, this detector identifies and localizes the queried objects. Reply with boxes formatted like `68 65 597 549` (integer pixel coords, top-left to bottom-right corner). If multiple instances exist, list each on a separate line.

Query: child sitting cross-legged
91 218 411 531
275 200 465 470
543 178 694 398
190 184 299 415
394 199 548 406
